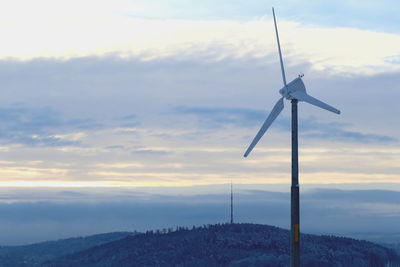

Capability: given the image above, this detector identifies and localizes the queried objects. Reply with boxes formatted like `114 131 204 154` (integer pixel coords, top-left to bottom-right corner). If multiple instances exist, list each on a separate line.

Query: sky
0 0 399 244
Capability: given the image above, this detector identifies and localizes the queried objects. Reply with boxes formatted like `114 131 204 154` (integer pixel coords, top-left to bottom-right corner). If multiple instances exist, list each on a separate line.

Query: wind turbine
243 8 340 267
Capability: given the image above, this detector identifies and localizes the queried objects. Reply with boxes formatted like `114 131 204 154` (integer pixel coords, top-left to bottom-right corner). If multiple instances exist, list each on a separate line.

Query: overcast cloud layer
1 187 400 245
0 56 398 187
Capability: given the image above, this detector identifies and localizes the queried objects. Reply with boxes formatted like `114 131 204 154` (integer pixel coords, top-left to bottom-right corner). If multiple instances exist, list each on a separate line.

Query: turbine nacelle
279 77 306 100
279 76 340 114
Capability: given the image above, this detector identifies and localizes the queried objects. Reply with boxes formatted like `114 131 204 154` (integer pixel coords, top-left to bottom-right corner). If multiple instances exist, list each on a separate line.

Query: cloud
175 106 397 143
3 106 110 146
0 106 81 146
303 128 397 143
1 187 400 245
120 0 400 34
115 114 140 128
0 54 397 186
0 101 143 147
299 117 398 143
132 148 172 155
175 106 266 128
1 3 400 75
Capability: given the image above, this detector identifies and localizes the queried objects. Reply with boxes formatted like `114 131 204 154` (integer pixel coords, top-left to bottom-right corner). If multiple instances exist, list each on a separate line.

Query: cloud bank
1 187 400 245
1 1 400 74
0 56 398 187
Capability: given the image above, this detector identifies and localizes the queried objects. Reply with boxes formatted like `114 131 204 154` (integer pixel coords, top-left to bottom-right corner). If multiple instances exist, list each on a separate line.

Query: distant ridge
0 232 135 267
43 224 400 267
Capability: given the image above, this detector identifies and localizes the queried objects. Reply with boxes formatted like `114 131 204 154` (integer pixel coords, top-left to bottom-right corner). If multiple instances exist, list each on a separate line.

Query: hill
43 224 399 267
0 232 135 267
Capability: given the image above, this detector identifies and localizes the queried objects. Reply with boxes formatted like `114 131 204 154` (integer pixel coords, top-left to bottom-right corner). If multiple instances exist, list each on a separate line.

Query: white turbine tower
243 8 340 267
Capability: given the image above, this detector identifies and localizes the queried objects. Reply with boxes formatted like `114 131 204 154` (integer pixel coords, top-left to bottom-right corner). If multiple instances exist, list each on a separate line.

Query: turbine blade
290 91 340 114
244 97 284 157
272 7 287 87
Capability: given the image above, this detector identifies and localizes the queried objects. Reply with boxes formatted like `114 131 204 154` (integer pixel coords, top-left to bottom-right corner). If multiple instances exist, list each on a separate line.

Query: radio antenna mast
230 182 234 224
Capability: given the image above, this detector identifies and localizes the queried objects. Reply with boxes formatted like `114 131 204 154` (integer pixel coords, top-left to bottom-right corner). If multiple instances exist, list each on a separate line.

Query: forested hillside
43 224 399 267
